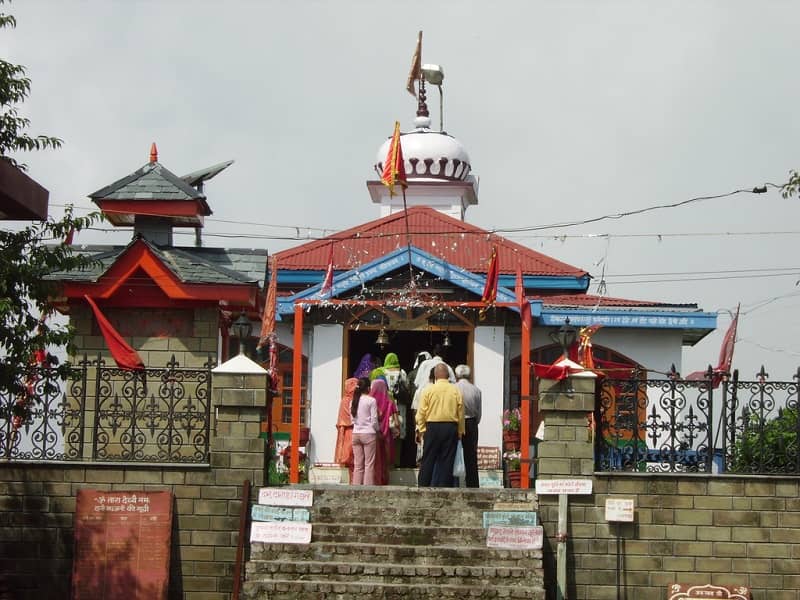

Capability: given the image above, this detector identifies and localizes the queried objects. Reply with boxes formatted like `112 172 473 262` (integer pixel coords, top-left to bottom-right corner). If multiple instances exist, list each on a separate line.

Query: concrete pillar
536 373 597 477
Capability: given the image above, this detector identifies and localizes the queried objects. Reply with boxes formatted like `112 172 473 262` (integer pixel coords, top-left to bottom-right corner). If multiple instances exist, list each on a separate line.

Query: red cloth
84 296 145 370
380 121 408 197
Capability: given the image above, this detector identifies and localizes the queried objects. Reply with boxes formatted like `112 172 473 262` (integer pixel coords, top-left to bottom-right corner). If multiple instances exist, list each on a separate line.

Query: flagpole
401 187 415 290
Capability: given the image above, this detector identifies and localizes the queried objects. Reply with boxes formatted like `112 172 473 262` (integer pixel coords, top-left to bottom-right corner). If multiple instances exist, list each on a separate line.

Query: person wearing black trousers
455 364 482 488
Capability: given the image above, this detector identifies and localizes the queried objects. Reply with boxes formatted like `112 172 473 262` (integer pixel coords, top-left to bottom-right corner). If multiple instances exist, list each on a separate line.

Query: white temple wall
307 324 343 465
473 326 505 451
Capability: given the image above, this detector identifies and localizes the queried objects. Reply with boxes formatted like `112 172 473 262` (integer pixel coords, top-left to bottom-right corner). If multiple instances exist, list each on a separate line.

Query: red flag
380 122 407 197
717 303 739 376
320 243 334 296
515 263 531 331
64 227 75 246
405 31 422 97
84 296 145 370
686 304 739 388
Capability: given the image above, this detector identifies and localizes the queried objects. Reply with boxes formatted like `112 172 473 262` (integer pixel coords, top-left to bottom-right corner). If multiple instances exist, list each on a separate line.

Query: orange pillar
520 319 531 488
290 303 304 483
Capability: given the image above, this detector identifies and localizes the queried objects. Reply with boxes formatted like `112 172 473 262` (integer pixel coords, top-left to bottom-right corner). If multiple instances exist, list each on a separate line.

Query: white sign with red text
250 521 312 545
258 487 314 507
486 526 543 550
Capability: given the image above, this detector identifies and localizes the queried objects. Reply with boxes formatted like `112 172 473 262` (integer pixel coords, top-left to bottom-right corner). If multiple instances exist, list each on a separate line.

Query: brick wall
0 370 266 600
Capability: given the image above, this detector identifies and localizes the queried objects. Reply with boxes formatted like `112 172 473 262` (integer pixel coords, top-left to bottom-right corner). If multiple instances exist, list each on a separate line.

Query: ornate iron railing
1 354 214 464
598 367 800 475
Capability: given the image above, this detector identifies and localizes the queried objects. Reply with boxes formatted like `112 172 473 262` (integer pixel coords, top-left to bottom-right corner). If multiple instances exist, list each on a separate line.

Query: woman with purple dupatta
370 377 397 485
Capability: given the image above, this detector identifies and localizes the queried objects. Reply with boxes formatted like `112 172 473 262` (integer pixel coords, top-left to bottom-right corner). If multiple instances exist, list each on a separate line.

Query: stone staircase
242 485 545 599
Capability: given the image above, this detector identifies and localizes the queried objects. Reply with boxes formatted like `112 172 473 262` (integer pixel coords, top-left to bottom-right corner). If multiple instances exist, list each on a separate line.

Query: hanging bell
376 327 390 348
442 331 452 348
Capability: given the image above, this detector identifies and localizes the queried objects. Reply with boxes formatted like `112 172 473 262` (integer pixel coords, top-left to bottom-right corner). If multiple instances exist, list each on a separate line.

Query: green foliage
0 207 100 401
0 1 62 169
731 407 800 473
0 2 101 410
782 170 800 200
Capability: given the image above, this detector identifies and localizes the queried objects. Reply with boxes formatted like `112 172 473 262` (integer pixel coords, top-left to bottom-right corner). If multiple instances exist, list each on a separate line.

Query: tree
0 1 99 422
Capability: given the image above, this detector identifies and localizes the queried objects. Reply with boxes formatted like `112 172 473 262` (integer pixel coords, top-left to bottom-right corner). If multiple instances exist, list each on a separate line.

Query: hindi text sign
251 504 310 522
71 490 173 600
486 525 543 550
250 521 312 545
535 478 593 495
605 498 635 522
258 487 313 507
667 583 751 600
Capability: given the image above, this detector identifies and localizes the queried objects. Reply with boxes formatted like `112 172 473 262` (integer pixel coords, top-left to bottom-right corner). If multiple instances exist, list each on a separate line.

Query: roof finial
149 142 158 163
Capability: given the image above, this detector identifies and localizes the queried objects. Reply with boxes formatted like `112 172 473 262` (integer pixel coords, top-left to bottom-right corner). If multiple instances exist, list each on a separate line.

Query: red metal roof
535 293 699 309
274 206 587 277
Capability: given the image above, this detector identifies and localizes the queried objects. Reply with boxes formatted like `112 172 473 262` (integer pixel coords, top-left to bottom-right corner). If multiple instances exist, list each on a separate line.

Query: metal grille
1 354 214 464
598 367 800 475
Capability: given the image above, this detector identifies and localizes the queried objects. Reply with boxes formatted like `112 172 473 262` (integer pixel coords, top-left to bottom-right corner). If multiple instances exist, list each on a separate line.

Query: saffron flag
406 31 422 97
380 121 408 197
515 263 531 331
686 303 740 388
577 324 603 369
320 243 335 296
84 296 145 371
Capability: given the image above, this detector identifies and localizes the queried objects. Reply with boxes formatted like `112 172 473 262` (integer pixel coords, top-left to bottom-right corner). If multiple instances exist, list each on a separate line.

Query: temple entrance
346 328 471 468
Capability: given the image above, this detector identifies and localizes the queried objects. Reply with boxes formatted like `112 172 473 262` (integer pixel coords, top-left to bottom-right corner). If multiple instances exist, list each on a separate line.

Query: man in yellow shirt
415 363 465 487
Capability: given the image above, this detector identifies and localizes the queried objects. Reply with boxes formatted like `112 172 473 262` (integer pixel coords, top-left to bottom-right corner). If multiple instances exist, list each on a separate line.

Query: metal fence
1 354 214 464
597 367 800 475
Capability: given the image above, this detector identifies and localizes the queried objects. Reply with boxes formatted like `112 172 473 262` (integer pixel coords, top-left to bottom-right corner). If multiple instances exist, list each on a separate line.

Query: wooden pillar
290 303 304 483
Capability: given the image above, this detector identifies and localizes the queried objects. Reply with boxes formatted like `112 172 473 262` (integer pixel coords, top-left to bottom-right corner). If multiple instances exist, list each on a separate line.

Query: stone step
245 559 544 587
309 522 488 545
251 541 542 567
241 579 545 599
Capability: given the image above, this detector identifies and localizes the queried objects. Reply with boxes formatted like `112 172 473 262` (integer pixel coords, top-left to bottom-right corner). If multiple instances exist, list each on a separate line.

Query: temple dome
374 116 472 182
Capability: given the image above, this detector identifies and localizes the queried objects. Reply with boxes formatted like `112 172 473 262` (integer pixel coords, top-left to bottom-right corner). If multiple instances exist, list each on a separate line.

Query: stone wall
537 474 800 600
0 370 266 600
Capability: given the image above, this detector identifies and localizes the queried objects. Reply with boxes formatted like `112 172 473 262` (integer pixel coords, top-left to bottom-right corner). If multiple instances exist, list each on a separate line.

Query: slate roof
50 238 267 286
273 206 588 278
89 161 212 215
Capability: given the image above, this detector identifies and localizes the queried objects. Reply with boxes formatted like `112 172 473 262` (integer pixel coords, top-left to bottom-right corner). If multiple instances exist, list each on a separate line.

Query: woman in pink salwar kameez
370 377 397 486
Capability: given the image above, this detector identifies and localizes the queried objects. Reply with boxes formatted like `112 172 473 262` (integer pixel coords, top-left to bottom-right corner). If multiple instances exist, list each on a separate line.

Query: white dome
375 123 472 182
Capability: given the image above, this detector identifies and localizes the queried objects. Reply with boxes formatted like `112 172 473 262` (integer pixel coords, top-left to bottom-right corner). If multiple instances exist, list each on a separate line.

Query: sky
4 0 800 381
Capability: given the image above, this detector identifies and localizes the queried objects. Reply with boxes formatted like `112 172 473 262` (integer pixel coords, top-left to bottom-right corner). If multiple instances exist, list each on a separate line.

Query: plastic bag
389 412 402 439
453 440 466 478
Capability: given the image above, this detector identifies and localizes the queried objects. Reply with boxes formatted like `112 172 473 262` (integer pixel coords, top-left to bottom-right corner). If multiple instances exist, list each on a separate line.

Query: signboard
486 525 543 550
535 479 593 495
71 490 173 600
605 498 635 522
258 487 313 507
250 521 312 545
309 466 348 485
477 446 501 470
251 504 310 523
483 511 537 528
478 470 503 489
667 584 751 600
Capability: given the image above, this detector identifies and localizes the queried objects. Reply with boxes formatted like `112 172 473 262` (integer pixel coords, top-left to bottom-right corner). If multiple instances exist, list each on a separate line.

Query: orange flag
405 31 422 97
577 324 603 369
380 122 407 197
515 263 531 330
